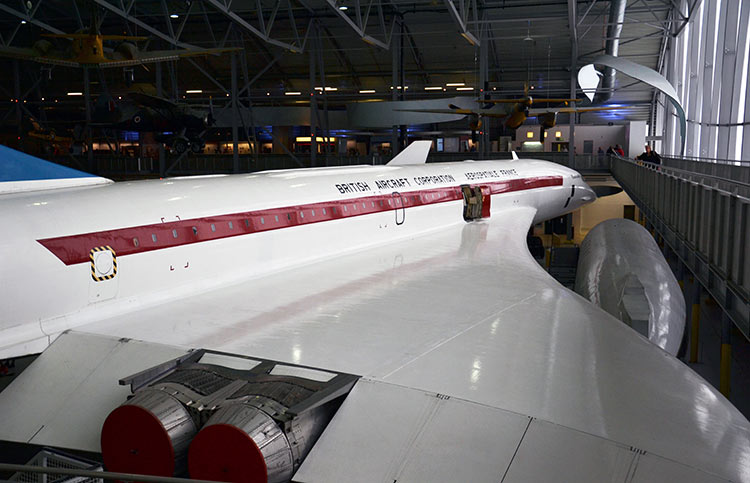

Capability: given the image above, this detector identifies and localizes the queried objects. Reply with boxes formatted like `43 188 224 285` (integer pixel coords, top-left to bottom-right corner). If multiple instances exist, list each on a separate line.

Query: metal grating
10 449 102 483
159 368 233 396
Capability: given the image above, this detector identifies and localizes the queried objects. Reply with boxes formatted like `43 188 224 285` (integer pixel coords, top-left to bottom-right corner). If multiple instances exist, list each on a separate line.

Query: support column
391 18 401 156
720 312 732 397
231 52 239 173
309 24 318 167
689 280 701 363
567 0 577 169
83 67 94 173
156 62 166 177
13 61 22 151
479 12 489 157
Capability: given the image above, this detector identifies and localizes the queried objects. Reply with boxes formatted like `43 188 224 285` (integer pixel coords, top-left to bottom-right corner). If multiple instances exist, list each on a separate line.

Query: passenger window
261 217 265 225
300 212 304 219
244 219 249 227
228 221 234 229
152 234 157 242
287 213 291 220
275 215 279 222
172 229 178 238
211 223 216 232
133 237 139 247
192 226 198 235
322 208 326 215
311 209 315 216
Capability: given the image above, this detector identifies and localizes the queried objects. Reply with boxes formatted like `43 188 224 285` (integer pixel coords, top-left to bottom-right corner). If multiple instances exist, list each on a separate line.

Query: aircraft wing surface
2 206 748 481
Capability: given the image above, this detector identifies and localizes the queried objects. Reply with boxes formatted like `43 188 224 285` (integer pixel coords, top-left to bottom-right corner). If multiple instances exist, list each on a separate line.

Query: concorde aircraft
0 142 748 482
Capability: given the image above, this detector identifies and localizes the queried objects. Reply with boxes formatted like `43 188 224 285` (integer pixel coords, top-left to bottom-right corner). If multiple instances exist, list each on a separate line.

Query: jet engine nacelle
100 352 357 483
115 42 139 60
468 115 482 131
537 112 558 129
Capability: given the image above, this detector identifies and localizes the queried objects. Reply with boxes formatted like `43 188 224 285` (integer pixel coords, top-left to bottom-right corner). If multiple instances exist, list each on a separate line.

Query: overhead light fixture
186 89 203 94
67 92 83 96
170 14 179 18
456 87 474 91
339 5 348 10
21 20 27 24
285 91 302 96
544 131 548 138
526 131 534 139
446 82 465 87
296 136 336 142
424 87 442 91
555 131 562 138
324 87 337 91
359 89 375 94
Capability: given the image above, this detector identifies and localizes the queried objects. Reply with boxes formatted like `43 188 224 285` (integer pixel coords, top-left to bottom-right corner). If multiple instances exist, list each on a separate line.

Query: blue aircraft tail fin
0 144 111 194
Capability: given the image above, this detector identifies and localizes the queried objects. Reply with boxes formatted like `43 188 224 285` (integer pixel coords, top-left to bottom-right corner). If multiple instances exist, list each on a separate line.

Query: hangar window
133 237 139 247
192 226 198 235
228 221 234 229
260 217 265 225
152 234 157 243
210 224 216 232
172 229 178 238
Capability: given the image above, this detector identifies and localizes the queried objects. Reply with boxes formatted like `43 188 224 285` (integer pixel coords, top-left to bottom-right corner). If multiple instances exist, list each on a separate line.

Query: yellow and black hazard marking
90 246 117 282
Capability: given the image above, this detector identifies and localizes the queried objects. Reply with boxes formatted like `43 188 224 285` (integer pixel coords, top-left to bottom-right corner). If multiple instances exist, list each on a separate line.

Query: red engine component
101 388 197 477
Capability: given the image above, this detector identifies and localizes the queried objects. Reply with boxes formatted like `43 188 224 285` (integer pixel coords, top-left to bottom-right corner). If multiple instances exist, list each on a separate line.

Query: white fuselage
0 159 594 358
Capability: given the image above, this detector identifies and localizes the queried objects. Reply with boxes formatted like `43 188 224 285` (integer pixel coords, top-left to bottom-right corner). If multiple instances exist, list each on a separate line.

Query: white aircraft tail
387 140 432 165
511 151 519 160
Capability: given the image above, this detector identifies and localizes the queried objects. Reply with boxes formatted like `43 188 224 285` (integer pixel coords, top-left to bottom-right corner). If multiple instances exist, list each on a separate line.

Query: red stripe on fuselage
37 176 562 265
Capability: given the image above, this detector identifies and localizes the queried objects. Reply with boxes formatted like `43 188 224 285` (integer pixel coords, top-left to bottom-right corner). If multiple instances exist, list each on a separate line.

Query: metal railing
662 156 750 185
611 157 750 340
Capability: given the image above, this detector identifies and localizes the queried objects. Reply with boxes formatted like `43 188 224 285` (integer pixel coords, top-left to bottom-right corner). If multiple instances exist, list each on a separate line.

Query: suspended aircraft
0 7 239 69
92 92 214 153
397 85 623 138
0 143 747 482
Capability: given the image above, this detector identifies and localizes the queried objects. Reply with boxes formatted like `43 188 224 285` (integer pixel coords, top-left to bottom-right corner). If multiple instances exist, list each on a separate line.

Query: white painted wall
513 124 628 154
627 121 648 158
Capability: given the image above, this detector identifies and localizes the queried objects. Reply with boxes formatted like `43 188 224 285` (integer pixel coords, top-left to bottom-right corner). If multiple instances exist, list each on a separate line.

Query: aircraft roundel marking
90 246 117 282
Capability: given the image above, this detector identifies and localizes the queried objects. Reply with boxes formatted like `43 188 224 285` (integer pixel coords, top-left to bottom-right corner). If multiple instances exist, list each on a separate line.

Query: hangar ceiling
0 0 694 127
